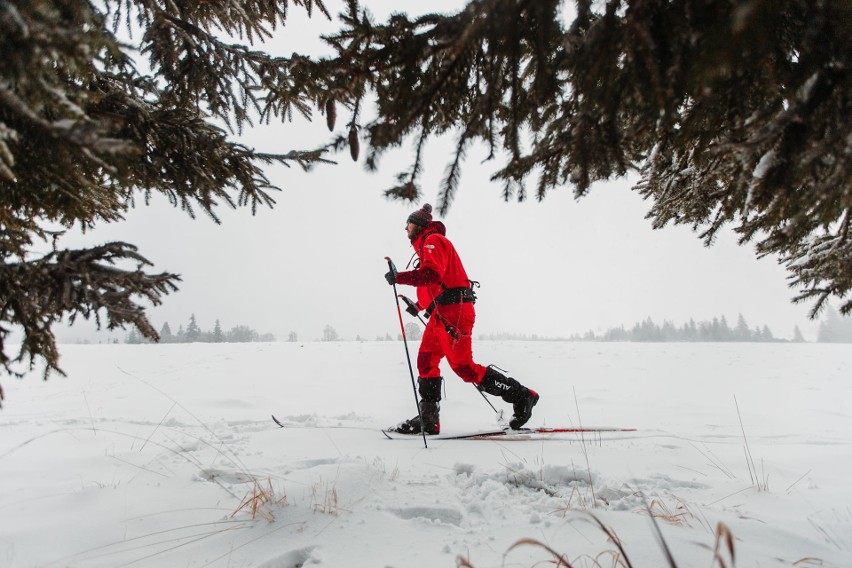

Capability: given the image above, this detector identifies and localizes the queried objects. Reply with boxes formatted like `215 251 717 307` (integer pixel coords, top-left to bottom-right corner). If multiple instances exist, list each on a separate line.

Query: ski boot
478 366 539 429
388 377 442 435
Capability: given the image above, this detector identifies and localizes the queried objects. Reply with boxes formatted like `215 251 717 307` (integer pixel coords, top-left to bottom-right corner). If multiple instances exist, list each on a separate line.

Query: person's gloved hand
398 295 420 317
384 265 398 285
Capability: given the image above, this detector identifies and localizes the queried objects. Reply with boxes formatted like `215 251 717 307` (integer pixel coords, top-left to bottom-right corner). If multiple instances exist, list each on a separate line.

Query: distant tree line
323 323 421 342
125 309 852 345
571 315 793 343
478 332 567 341
126 314 276 344
316 310 852 343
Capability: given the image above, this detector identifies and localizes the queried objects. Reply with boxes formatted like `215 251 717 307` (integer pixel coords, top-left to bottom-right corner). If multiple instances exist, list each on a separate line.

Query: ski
382 426 636 440
274 415 636 440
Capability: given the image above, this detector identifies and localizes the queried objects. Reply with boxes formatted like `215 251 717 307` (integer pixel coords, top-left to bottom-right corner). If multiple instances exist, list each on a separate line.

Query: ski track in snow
1 341 851 567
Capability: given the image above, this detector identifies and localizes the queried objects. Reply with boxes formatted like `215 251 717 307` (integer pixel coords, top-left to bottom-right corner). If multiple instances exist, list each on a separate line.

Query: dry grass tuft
371 456 400 482
312 479 339 515
456 513 749 568
231 477 287 522
646 496 695 527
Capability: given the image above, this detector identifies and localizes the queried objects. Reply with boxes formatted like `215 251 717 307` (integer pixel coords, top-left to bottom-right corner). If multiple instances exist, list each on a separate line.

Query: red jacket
396 221 471 311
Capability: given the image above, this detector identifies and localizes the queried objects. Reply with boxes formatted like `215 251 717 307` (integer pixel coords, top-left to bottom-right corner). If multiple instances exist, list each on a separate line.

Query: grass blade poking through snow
573 386 597 506
644 501 678 567
712 522 736 568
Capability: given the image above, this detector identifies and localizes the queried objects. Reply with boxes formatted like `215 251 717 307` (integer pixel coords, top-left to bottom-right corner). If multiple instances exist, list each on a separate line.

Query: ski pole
385 257 428 449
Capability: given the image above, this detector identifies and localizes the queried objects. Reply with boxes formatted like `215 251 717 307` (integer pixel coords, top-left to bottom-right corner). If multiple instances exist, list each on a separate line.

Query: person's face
405 221 422 240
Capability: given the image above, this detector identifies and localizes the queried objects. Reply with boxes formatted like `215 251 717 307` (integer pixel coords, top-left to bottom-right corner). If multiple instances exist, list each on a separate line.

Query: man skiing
385 203 539 435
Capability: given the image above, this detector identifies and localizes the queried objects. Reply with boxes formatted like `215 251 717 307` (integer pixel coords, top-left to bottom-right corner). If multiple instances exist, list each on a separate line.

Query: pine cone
348 127 359 161
325 99 336 131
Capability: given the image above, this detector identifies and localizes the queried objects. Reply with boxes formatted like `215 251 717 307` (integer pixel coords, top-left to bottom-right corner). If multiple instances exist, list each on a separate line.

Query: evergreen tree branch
323 0 850 316
0 242 180 394
0 0 336 393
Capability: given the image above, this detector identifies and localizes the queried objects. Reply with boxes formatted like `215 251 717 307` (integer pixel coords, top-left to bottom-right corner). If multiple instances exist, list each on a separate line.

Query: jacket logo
424 244 436 252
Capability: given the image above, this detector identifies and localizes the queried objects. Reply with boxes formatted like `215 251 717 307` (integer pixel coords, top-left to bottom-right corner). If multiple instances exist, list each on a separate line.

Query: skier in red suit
385 203 539 434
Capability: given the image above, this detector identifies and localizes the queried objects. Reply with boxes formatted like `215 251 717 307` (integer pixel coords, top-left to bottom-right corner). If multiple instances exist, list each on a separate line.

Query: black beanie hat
407 203 433 227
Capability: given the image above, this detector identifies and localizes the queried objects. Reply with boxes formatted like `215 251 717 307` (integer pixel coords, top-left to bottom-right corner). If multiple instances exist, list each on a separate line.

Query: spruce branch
439 128 473 216
0 0 338 395
322 0 850 315
0 242 180 389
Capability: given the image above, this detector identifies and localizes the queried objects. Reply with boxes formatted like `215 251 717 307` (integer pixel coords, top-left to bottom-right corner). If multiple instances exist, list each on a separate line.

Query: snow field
0 341 850 567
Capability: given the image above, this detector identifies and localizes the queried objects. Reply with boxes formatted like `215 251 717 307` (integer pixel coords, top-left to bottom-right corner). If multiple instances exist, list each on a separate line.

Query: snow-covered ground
1 341 850 567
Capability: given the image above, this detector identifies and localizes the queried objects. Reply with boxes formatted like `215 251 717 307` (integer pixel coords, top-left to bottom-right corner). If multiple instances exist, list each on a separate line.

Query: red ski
382 426 636 440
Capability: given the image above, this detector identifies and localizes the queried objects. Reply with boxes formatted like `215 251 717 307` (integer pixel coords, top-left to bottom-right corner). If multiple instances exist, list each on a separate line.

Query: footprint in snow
387 506 464 526
291 458 342 470
195 468 255 484
256 545 321 568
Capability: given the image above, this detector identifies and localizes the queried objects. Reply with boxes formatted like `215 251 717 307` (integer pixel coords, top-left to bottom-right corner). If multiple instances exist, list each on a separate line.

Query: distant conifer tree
160 322 173 343
817 305 852 343
126 328 143 344
734 314 752 342
213 320 224 343
185 315 201 343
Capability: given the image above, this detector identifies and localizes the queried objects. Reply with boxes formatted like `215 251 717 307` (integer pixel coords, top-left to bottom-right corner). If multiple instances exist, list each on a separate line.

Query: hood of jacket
411 220 446 246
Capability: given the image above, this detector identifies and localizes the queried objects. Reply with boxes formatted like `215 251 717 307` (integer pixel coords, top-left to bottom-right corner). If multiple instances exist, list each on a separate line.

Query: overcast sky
56 1 822 342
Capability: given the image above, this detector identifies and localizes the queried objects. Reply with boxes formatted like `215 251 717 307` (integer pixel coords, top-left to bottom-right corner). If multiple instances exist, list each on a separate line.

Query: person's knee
451 365 479 383
417 351 439 377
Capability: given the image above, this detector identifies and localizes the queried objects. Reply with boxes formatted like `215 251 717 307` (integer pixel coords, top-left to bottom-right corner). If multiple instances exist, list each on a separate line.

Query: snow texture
1 341 851 567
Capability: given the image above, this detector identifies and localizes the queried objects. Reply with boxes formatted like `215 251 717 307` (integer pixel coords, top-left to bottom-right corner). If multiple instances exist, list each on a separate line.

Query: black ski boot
478 366 539 429
389 377 442 435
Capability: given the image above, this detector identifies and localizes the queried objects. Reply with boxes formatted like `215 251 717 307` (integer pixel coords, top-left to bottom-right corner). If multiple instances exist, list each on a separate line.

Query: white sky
56 0 820 342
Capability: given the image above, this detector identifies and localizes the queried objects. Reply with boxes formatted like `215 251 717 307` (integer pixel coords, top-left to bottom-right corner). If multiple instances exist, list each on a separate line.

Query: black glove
398 295 420 317
384 266 397 285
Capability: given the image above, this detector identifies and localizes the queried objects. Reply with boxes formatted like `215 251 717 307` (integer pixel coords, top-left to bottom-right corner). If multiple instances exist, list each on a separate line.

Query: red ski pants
417 302 487 384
